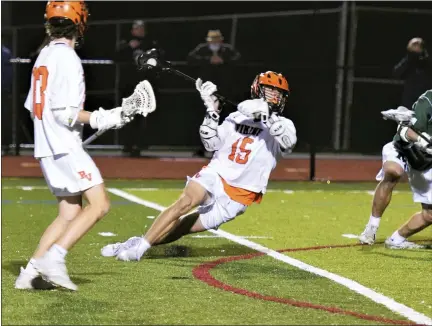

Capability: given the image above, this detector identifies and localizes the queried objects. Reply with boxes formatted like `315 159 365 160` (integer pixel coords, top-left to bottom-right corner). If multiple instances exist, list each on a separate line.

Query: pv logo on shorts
78 171 92 181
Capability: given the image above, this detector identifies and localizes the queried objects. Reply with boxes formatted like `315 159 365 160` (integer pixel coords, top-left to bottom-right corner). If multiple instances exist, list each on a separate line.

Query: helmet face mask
251 71 290 114
44 1 89 47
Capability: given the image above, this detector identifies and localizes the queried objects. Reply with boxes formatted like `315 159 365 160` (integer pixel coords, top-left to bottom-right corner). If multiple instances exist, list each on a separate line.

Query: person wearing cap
187 29 240 66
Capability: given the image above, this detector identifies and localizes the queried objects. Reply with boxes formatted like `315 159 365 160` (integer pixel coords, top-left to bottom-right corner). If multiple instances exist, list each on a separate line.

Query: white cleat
15 267 38 290
116 237 147 262
101 236 143 257
33 257 77 291
384 238 425 250
359 224 378 245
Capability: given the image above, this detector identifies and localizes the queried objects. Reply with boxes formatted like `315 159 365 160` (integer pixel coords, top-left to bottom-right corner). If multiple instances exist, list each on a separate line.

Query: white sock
390 230 406 244
369 215 381 228
47 244 68 261
141 237 151 254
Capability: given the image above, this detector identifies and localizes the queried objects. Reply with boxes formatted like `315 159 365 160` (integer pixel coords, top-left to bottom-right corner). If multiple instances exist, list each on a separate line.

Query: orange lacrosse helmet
251 71 290 114
45 1 89 38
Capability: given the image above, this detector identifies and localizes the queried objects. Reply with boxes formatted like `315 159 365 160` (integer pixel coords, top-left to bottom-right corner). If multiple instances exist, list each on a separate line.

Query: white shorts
408 168 432 204
187 167 247 230
39 148 103 197
375 142 407 181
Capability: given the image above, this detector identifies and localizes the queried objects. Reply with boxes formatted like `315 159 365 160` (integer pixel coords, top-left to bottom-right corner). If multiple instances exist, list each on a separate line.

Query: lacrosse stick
136 48 238 107
382 106 432 145
82 80 156 146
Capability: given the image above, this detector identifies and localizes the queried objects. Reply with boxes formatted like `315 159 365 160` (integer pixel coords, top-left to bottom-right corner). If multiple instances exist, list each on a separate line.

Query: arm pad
52 106 80 127
199 111 222 152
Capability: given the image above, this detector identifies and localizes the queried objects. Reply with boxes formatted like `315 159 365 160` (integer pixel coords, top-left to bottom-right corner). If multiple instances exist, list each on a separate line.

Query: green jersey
394 90 432 142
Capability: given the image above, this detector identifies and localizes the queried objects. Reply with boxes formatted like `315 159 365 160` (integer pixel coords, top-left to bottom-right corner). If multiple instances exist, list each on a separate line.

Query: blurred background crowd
1 1 432 157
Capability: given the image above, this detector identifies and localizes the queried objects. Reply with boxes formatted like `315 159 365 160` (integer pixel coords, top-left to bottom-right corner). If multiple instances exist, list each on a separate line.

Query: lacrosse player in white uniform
15 1 135 291
101 71 297 261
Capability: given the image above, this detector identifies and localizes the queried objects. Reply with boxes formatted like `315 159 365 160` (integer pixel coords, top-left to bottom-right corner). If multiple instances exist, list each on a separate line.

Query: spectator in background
115 20 163 157
393 37 432 108
2 39 13 154
187 30 241 157
187 29 241 67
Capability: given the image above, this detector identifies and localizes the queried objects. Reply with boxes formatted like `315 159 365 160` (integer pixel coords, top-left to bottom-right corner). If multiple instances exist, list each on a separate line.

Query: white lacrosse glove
90 107 132 131
265 113 297 151
237 98 269 122
382 106 414 123
196 78 220 114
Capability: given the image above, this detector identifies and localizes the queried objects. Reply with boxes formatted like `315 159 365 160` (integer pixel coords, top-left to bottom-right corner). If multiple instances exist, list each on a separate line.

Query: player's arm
397 94 432 149
266 113 297 157
196 78 227 151
51 53 125 131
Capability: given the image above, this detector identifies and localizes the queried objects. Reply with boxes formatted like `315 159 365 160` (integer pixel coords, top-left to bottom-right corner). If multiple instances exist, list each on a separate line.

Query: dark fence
2 3 432 155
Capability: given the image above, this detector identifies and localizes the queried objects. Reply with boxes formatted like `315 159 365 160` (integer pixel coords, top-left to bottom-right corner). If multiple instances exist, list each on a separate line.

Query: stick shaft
82 129 106 146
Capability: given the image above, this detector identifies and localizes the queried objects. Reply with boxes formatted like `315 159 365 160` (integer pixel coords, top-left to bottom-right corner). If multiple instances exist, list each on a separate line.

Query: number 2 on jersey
32 66 48 120
228 137 254 164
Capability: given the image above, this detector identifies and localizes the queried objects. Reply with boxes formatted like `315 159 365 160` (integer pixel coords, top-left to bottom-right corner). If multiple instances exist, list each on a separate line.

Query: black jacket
187 42 240 65
393 51 432 108
115 36 161 65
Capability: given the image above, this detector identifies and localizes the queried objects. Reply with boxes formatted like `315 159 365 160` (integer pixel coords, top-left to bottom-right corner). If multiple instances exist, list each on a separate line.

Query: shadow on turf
146 243 256 259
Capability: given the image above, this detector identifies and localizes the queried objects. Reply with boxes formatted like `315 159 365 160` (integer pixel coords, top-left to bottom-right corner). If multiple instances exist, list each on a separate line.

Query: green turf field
2 178 431 325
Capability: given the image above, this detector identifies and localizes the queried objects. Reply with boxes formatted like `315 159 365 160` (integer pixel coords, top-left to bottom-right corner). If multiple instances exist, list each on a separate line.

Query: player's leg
33 150 108 291
385 167 432 249
385 204 430 249
113 180 209 261
15 196 82 290
107 168 247 260
359 142 405 244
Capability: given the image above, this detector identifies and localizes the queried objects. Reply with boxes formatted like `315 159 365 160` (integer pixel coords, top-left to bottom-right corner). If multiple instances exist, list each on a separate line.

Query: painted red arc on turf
192 243 418 325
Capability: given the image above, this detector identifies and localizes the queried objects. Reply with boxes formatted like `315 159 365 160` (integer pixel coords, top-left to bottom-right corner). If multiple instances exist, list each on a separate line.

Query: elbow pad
199 111 221 151
270 118 297 151
52 106 79 127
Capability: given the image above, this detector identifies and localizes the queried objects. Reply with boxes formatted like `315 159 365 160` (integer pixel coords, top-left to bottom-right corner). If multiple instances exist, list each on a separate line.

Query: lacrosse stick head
136 48 171 72
121 80 156 118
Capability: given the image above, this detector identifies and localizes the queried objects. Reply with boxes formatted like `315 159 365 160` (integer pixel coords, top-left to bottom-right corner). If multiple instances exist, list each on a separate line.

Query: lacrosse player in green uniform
380 90 432 249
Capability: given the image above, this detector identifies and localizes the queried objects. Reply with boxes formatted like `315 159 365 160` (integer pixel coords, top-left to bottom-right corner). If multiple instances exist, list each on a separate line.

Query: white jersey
208 109 286 194
24 40 85 158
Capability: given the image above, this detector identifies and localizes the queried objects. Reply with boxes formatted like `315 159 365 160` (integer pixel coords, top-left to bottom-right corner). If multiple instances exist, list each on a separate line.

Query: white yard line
107 187 432 325
1 186 413 194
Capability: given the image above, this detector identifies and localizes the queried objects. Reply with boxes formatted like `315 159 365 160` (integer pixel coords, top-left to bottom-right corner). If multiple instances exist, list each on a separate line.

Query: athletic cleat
15 267 38 290
101 236 143 257
359 224 378 245
116 237 147 262
33 256 77 291
384 238 425 250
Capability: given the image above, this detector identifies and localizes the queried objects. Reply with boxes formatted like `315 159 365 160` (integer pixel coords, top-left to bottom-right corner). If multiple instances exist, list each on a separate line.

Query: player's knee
383 166 403 183
61 206 82 221
174 193 193 216
92 198 111 220
421 209 432 223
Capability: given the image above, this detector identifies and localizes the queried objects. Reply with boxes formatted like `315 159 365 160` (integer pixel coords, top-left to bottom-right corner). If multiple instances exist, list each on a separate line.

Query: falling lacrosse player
379 90 432 249
15 1 155 291
101 71 297 261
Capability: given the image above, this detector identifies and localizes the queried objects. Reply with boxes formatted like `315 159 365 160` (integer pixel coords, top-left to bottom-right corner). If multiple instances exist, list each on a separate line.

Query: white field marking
1 186 412 196
108 187 432 326
342 234 360 239
1 186 49 190
147 215 156 219
98 232 117 237
191 235 273 239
